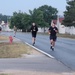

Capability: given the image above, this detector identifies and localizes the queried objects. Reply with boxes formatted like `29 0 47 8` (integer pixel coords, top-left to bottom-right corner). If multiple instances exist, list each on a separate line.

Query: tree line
1 0 75 31
10 5 58 32
63 0 75 27
10 0 75 32
0 14 10 23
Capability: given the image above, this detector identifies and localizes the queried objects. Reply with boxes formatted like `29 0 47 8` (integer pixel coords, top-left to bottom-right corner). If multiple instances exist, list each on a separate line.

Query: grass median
0 35 40 58
0 42 30 58
0 36 8 41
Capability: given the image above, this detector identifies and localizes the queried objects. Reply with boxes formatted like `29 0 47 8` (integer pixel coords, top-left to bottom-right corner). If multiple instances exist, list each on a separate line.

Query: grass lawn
0 35 8 40
0 42 31 58
0 35 35 58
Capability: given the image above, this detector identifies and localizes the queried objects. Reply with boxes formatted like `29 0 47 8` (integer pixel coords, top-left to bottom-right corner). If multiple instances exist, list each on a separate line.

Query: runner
13 26 17 37
30 23 38 46
48 22 58 51
0 26 2 33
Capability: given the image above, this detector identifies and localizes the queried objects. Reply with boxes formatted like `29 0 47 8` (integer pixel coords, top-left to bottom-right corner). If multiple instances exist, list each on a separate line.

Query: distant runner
48 22 58 51
30 23 38 46
13 26 17 37
0 26 2 33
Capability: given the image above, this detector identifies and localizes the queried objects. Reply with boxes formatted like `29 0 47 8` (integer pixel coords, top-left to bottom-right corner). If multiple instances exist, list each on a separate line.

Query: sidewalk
0 36 74 75
0 55 74 75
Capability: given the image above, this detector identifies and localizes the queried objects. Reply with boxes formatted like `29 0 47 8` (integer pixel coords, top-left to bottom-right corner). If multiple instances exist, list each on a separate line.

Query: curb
13 37 54 59
25 42 54 59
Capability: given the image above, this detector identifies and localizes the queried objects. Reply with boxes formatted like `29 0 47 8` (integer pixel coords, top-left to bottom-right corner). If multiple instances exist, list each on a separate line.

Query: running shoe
52 47 54 51
50 46 52 49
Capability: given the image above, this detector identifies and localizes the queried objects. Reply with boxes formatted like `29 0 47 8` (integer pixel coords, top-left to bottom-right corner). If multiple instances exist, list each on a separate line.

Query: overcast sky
0 0 67 16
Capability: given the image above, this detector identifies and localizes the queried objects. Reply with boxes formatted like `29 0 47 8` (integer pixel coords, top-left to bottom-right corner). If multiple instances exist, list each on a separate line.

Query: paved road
2 32 75 71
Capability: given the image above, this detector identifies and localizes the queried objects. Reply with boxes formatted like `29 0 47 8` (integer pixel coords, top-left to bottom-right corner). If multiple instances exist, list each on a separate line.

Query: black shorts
32 32 37 38
50 36 57 41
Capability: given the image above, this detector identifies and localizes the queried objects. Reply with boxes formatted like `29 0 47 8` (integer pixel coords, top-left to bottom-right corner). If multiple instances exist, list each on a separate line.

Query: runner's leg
52 36 57 50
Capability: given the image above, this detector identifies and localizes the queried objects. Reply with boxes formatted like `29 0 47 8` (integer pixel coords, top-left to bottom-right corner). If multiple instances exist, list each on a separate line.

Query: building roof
59 18 64 23
53 17 64 25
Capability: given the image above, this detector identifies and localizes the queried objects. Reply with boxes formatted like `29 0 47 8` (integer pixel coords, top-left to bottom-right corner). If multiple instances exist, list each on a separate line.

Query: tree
29 9 45 26
10 12 25 29
10 5 58 32
0 14 10 23
10 11 31 31
38 5 58 26
21 13 31 31
29 5 58 32
63 0 75 26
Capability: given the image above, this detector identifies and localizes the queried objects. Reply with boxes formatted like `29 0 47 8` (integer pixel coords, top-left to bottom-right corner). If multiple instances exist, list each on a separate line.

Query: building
0 21 12 31
52 16 75 35
38 16 66 33
51 16 65 34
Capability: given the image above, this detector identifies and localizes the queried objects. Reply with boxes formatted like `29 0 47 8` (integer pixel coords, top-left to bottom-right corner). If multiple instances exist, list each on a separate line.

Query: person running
30 23 38 46
13 26 17 37
48 22 58 51
0 26 2 33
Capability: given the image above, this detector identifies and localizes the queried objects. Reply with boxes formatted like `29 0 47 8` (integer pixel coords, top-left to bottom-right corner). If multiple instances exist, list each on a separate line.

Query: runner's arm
55 28 58 33
48 27 51 34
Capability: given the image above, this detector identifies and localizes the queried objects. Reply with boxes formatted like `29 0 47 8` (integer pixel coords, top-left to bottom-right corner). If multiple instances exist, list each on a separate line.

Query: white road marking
25 42 54 59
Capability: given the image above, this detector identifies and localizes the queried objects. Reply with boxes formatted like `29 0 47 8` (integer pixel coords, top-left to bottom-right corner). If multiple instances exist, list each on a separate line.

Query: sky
0 0 67 16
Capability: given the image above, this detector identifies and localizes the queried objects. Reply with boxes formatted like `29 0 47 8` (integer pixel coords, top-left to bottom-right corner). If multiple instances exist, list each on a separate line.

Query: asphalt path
2 32 75 71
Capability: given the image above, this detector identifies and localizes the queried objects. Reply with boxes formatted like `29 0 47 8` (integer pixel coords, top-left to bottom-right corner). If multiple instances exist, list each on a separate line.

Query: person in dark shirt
48 23 58 51
0 26 2 33
30 23 38 46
